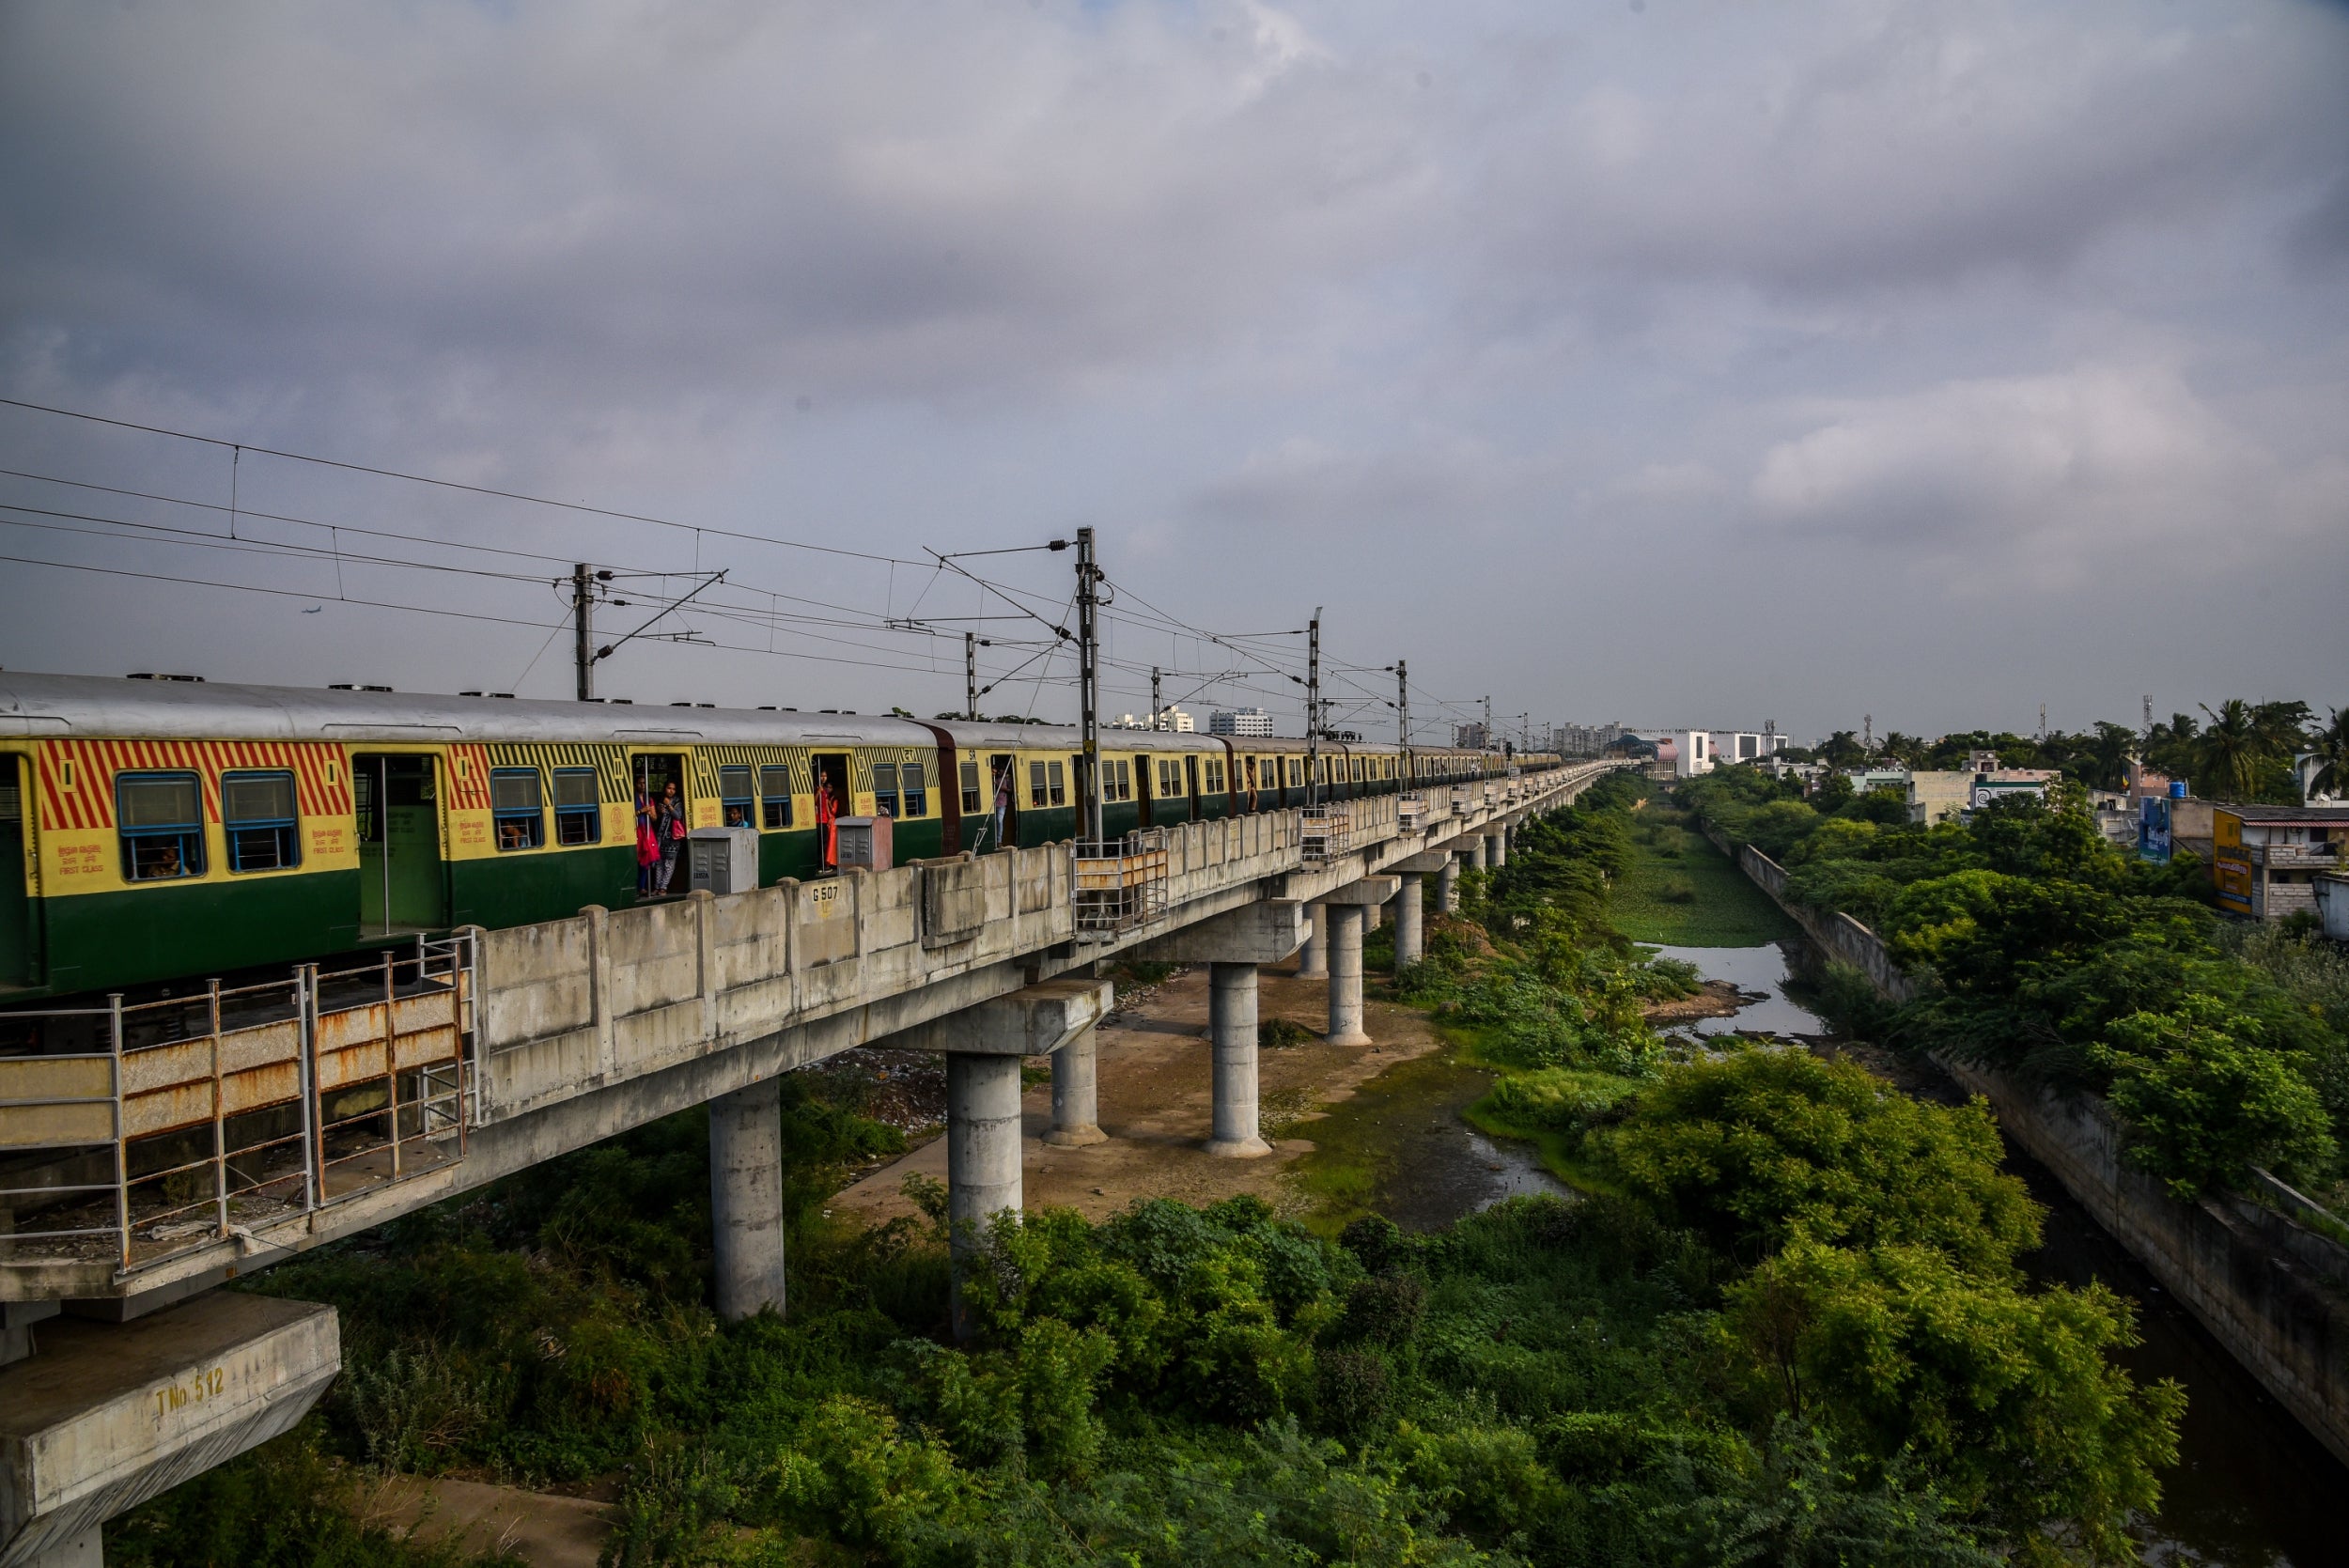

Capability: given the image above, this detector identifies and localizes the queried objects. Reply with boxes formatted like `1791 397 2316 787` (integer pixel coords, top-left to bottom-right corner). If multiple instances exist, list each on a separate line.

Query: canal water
1657 939 2349 1567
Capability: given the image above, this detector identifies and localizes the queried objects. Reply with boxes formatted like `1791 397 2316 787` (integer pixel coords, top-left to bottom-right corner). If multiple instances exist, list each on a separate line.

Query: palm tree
2080 721 2136 793
2306 707 2349 800
2252 700 2313 758
2196 699 2267 800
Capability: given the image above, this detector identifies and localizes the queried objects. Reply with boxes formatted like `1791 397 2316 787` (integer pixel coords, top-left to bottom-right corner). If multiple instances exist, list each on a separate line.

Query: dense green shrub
1603 1051 2042 1277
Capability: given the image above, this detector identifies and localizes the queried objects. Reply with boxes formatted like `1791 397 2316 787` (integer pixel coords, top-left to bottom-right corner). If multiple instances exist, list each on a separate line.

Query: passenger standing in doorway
655 781 687 893
815 770 839 871
635 791 658 895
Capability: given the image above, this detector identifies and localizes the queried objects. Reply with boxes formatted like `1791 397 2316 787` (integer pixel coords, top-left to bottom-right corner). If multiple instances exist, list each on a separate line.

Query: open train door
811 752 852 870
0 754 34 987
356 754 448 937
979 753 1019 851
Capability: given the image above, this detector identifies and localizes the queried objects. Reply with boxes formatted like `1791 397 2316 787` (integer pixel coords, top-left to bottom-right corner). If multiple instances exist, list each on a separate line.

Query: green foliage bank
1681 766 2349 1208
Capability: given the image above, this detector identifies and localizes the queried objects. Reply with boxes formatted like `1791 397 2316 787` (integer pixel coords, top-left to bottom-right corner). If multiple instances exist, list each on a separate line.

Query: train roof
0 671 943 747
0 672 1517 759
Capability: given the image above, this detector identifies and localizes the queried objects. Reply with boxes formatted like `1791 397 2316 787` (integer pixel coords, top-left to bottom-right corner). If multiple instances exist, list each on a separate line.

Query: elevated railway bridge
0 713 1622 1567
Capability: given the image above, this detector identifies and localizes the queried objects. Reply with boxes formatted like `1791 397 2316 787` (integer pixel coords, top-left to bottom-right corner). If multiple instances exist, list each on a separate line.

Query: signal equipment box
688 827 760 894
835 815 892 873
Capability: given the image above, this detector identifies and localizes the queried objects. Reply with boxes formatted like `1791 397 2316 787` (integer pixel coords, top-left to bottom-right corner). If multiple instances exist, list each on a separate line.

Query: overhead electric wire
0 396 926 568
2 401 1529 723
0 465 967 640
0 551 961 679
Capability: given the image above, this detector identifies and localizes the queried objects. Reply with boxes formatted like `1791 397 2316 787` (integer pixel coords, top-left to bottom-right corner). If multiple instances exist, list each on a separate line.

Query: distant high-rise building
1209 706 1273 737
1454 722 1491 749
1554 722 1626 757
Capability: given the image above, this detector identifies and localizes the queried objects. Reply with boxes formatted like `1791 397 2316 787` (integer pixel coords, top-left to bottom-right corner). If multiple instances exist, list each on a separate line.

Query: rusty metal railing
0 934 475 1277
1073 829 1170 939
1299 806 1351 865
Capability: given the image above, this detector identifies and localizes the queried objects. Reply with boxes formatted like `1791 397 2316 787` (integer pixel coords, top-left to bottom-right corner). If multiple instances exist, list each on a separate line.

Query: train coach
0 672 1552 1003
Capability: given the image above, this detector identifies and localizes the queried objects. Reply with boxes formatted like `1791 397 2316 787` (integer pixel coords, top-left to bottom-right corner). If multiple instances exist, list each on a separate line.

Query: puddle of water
1647 940 1828 1039
1290 1048 1569 1231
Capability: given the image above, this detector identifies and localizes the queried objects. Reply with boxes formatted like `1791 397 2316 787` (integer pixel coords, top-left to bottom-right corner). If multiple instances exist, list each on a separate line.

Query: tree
2250 699 2313 756
1817 731 1865 768
2077 722 2139 793
2305 706 2349 800
1722 1242 2183 1564
2092 994 2338 1198
2195 699 2268 800
1603 1051 2043 1277
1878 732 1928 768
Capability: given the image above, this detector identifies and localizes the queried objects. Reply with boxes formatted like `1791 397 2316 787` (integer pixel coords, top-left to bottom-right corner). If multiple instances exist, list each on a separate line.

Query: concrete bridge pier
1134 902 1308 1159
1486 829 1508 869
1045 1025 1108 1147
1206 963 1271 1157
1383 850 1449 970
1316 878 1398 1047
1438 853 1461 910
1392 875 1423 968
893 979 1112 1337
1298 905 1327 976
708 1076 788 1321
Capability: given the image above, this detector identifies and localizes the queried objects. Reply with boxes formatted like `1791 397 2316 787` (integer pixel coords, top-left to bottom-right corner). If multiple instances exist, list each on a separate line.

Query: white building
1209 707 1273 737
1109 707 1195 732
1673 730 1713 778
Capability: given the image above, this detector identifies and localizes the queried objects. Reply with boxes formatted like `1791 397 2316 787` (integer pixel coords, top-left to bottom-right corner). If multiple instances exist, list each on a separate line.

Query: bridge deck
0 767 1617 1305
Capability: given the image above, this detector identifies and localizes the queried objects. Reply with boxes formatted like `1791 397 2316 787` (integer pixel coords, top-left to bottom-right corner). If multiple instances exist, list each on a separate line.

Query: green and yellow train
0 673 1552 1003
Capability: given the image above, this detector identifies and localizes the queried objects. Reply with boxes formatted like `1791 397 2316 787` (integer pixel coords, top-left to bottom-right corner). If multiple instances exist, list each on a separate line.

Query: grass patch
1283 1045 1496 1234
1610 808 1795 946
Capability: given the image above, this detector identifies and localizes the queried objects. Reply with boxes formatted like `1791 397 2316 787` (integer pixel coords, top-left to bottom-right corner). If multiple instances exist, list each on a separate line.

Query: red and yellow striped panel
37 738 354 832
443 744 491 812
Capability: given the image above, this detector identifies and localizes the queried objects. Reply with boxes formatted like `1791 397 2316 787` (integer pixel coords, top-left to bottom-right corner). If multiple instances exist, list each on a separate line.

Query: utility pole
1518 712 1531 753
1863 713 1873 753
1152 666 1163 732
2039 702 2047 744
965 631 979 722
1075 527 1102 846
572 563 595 701
1305 608 1322 808
2143 694 2154 741
1482 694 1492 748
1396 659 1408 748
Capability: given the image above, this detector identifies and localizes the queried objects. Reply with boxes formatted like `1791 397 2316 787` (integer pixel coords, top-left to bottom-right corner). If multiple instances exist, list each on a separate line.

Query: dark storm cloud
1 0 2344 736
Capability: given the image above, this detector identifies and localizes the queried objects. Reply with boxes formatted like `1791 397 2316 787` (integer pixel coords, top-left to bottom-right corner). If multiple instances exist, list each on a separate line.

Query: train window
901 760 928 817
1048 760 1066 807
760 765 794 829
222 770 301 873
1111 758 1131 801
490 768 545 850
1159 759 1180 796
118 771 206 880
1204 757 1224 794
959 759 981 815
873 763 900 817
718 765 754 828
1028 760 1048 807
554 768 601 845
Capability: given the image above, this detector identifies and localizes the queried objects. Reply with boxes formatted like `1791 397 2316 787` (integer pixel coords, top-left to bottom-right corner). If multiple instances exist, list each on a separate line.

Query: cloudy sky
3 0 2344 743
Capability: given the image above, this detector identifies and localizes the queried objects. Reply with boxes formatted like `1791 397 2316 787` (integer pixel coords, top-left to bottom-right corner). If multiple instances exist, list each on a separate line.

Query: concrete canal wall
1713 831 2349 1470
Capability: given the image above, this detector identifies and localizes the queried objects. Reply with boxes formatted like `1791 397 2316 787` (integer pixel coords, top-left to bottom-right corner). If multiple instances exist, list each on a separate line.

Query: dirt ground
828 958 1450 1226
360 1475 612 1567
